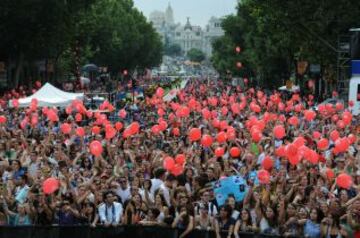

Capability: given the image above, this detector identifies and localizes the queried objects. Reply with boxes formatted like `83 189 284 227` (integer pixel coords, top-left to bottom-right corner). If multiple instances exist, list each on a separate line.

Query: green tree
211 0 360 89
187 48 205 62
165 44 182 57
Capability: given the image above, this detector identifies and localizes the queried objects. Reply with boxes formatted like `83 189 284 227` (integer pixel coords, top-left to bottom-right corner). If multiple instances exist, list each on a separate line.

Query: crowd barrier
0 225 284 238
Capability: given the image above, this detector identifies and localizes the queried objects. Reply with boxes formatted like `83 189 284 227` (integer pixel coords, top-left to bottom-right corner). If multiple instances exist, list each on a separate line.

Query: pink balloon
12 99 19 108
313 131 321 139
92 126 101 135
43 178 59 195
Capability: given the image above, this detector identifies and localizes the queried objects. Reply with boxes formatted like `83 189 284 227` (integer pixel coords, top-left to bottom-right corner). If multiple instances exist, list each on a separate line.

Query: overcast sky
133 0 238 27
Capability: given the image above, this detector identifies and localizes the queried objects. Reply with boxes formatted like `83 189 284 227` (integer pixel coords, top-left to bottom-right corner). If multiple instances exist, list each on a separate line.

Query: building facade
149 3 224 58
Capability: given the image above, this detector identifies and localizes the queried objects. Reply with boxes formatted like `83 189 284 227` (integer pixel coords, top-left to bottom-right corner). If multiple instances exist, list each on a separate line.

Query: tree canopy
187 48 205 63
0 0 163 87
211 0 360 89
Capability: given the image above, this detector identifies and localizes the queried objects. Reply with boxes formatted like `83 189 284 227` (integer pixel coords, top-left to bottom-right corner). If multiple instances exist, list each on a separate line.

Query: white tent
11 83 84 108
278 85 300 92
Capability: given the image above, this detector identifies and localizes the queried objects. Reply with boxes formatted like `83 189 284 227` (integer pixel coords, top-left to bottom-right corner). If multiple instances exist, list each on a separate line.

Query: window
176 32 181 36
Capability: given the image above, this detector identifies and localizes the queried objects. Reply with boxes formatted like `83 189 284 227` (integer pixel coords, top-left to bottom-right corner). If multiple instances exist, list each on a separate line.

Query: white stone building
148 3 224 58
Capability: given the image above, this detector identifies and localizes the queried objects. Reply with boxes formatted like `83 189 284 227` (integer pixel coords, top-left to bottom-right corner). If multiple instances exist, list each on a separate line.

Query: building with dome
148 3 224 58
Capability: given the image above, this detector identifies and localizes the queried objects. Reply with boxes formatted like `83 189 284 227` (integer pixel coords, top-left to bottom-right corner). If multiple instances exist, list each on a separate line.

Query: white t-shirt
115 186 131 204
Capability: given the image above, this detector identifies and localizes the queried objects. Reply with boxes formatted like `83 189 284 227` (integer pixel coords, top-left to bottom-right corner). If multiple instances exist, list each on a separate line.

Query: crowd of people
0 77 359 238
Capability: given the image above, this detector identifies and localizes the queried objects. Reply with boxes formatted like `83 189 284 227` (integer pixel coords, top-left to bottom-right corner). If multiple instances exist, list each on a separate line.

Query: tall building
148 3 224 58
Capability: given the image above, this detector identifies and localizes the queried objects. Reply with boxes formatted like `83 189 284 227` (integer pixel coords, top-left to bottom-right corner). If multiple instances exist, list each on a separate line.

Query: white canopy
12 83 84 108
278 85 300 92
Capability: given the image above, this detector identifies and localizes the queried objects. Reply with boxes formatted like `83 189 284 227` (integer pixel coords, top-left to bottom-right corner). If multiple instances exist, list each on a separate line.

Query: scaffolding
336 35 351 100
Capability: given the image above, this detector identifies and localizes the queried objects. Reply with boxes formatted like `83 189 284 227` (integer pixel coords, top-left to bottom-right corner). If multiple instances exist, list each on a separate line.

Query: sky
133 0 238 27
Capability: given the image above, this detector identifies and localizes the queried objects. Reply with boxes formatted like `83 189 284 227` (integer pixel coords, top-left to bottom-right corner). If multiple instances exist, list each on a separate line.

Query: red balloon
258 169 270 184
156 87 164 97
342 111 352 125
31 115 38 126
170 164 183 176
326 168 335 180
335 102 344 111
229 147 241 158
304 110 316 121
92 126 101 135
75 113 82 122
251 130 263 143
201 135 213 147
76 127 85 137
175 154 186 165
43 178 59 195
331 114 339 123
236 62 243 68
0 116 7 124
262 156 273 170
336 173 353 189
216 131 227 144
335 137 349 153
293 136 306 148
202 108 211 120
151 125 161 135
47 109 59 122
330 130 340 142
105 126 117 140
336 120 345 129
273 125 286 139
235 46 241 53
115 122 123 131
275 146 286 157
288 155 300 166
317 138 329 150
286 144 298 158
307 150 319 164
172 128 180 136
129 122 140 135
90 140 103 157
189 128 201 142
61 123 71 134
215 147 225 157
159 121 168 131
163 156 175 170
118 109 127 119
288 116 299 126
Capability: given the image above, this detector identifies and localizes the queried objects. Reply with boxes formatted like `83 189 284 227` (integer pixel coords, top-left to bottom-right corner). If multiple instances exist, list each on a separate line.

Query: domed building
148 3 224 58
